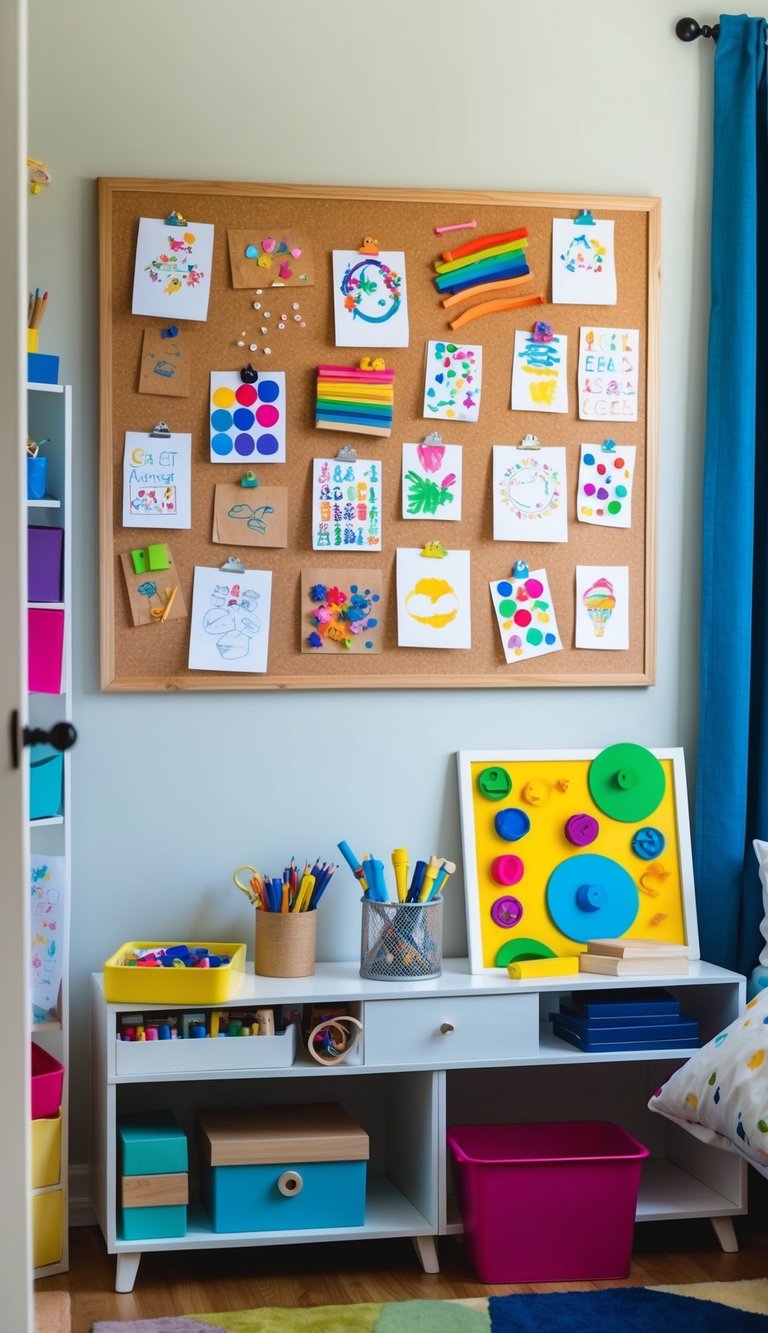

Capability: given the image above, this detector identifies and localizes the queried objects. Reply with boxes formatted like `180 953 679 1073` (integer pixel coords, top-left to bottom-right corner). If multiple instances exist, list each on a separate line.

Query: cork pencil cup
254 908 317 978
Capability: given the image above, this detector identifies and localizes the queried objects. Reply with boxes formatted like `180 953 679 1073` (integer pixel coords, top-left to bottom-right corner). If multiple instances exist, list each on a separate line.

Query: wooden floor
36 1220 768 1333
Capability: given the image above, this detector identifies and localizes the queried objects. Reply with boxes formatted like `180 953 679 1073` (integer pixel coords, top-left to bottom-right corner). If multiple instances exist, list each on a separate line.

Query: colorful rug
92 1279 768 1331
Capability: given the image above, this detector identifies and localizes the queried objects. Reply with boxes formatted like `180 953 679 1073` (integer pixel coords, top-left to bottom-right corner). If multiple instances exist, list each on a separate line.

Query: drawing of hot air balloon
582 576 615 638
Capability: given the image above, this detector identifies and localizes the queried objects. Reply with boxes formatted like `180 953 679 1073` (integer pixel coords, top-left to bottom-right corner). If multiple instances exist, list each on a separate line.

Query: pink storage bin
31 1042 64 1119
28 608 64 694
446 1119 649 1283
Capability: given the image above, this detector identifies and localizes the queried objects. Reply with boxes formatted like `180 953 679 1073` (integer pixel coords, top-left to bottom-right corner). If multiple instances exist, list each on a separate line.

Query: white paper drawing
312 457 382 551
511 330 568 413
402 441 462 521
577 326 639 422
122 432 192 529
423 340 482 422
396 547 471 650
575 566 629 650
30 855 66 1023
551 218 617 305
577 443 636 528
131 216 214 321
188 567 272 673
490 569 562 663
332 249 409 348
492 445 567 542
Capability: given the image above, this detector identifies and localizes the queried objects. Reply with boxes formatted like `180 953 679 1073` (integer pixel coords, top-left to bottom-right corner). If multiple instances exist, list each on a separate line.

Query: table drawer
363 994 538 1066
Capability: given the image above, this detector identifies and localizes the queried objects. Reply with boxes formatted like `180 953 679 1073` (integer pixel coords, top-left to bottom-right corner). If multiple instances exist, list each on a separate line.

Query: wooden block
120 1171 189 1208
508 957 580 979
197 1103 369 1167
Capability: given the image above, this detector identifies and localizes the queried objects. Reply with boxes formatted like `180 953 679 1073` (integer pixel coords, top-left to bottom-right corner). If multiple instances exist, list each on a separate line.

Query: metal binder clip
421 542 447 559
150 421 171 438
574 209 595 225
512 560 529 580
335 444 357 462
518 433 541 451
423 431 443 446
165 211 188 227
219 556 245 574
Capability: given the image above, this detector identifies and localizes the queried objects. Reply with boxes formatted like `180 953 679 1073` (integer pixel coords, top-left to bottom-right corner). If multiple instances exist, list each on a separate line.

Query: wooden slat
197 1104 369 1167
120 1172 189 1208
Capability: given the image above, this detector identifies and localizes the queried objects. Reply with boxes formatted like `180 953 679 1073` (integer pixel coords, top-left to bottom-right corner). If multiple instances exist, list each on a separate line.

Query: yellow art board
456 748 699 974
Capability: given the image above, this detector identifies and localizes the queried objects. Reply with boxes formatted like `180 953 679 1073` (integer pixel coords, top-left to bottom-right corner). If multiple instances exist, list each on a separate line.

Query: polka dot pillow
648 988 768 1176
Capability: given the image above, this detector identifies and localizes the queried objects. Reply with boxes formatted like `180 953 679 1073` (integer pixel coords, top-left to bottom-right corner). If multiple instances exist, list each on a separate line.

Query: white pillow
648 988 768 1177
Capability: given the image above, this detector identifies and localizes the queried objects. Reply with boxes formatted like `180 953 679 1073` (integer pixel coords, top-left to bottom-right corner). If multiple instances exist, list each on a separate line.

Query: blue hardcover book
551 1019 700 1053
567 988 680 1019
559 999 683 1027
550 1012 700 1044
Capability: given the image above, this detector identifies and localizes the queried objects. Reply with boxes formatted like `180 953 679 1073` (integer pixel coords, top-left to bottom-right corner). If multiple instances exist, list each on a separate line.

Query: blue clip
512 560 529 580
601 438 617 454
160 325 179 340
574 209 595 225
165 210 188 227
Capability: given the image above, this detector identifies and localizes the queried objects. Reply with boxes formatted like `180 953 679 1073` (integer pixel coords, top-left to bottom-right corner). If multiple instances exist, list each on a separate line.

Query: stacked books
550 989 700 1053
579 938 689 976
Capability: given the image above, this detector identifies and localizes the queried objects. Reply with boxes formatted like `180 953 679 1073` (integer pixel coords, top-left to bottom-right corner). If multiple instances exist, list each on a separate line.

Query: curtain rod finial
676 17 719 42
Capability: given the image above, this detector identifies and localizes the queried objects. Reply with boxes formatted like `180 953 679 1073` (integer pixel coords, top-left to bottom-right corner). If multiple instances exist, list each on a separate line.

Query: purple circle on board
256 433 280 456
491 854 524 887
491 895 524 928
508 634 522 649
565 813 600 847
596 487 610 500
234 434 256 456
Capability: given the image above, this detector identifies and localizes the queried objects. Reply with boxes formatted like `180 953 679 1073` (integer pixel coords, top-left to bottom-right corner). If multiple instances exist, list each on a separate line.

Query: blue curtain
695 14 768 974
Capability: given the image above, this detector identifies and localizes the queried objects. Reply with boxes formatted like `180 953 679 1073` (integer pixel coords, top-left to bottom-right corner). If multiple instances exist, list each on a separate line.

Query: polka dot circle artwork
209 370 286 463
577 443 636 528
490 569 563 665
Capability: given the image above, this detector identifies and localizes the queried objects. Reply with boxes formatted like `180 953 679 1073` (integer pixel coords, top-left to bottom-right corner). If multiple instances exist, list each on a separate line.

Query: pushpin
532 321 554 343
150 421 171 438
161 325 179 339
240 363 258 384
358 235 380 254
512 560 529 580
421 542 447 558
574 209 595 225
601 439 617 453
240 471 259 488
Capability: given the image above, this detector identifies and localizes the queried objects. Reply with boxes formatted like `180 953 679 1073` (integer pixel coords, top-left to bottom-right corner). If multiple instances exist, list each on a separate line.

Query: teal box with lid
119 1203 186 1241
197 1104 369 1233
29 744 63 820
118 1111 188 1176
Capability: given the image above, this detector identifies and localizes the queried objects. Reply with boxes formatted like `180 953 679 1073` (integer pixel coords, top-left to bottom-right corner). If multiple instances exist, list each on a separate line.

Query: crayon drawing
312 458 382 551
212 483 288 548
138 327 191 398
396 547 471 650
227 227 315 288
332 249 409 348
301 568 384 654
209 371 286 463
120 547 188 628
577 443 636 529
575 565 630 650
490 569 562 663
122 432 191 529
511 330 568 413
551 218 617 305
423 341 482 422
402 441 462 521
492 445 567 542
30 855 66 1023
131 216 214 321
578 326 639 422
188 567 272 673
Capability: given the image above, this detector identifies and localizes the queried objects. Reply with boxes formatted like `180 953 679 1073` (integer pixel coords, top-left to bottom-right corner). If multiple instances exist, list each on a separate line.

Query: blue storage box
29 745 63 820
118 1111 189 1241
197 1104 369 1233
118 1111 188 1176
27 353 59 385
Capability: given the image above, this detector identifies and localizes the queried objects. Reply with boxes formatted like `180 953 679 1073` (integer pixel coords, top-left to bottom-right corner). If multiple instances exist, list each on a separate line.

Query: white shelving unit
28 381 72 1277
91 958 746 1293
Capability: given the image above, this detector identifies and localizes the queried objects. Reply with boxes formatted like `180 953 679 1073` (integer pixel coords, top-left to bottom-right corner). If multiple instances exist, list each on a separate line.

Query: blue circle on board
234 434 256 456
496 581 513 596
256 433 279 456
211 433 233 456
494 807 531 842
546 854 639 942
258 379 280 403
631 827 666 860
584 452 595 465
365 641 373 649
545 633 556 645
233 407 255 430
211 409 233 431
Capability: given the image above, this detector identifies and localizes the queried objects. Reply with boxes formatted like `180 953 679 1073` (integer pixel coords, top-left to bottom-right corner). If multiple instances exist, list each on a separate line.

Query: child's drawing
492 445 567 542
423 341 482 422
396 547 471 650
490 569 562 664
402 441 462 521
188 567 272 673
132 216 214 321
575 565 629 650
577 443 635 529
577 326 639 422
332 250 409 348
30 855 66 1023
212 484 288 548
511 331 568 413
551 218 617 305
312 458 382 550
301 569 384 654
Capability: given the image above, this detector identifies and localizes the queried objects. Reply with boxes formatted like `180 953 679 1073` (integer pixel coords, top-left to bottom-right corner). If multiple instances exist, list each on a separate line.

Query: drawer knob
277 1170 303 1197
440 1022 455 1035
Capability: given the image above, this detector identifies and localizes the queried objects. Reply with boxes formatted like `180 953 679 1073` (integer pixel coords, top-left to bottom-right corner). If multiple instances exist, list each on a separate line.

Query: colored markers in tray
233 859 336 912
337 840 455 903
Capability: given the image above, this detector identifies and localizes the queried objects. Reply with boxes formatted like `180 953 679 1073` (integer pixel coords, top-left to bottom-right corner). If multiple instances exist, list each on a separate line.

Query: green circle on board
478 766 513 801
495 938 557 967
498 598 516 618
607 500 622 514
588 743 666 823
526 628 543 646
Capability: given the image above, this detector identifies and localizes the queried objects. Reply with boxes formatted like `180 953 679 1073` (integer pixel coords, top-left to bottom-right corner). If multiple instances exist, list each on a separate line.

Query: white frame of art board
456 748 700 975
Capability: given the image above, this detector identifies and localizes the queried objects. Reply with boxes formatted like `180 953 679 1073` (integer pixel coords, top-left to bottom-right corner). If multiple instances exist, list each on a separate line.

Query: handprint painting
188 567 272 673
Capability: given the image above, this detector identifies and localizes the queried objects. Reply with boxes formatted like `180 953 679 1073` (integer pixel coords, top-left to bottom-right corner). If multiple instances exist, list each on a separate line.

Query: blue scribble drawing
202 582 261 661
227 501 276 536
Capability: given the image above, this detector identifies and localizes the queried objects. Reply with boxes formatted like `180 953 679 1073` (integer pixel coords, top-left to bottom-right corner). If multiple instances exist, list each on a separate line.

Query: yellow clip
359 356 386 371
358 235 380 255
421 542 447 559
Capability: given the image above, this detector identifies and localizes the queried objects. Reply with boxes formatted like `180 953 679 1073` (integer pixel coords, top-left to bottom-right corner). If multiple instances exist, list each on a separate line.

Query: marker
337 840 369 893
418 855 442 902
391 848 409 902
428 859 456 901
407 860 427 903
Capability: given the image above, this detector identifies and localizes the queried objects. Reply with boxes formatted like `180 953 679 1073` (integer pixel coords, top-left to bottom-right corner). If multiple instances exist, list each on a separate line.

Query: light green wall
28 0 725 1163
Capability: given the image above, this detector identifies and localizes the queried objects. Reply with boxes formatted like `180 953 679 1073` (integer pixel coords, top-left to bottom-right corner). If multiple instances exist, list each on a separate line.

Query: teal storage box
119 1203 186 1241
28 352 59 385
29 745 63 820
118 1111 188 1176
197 1104 369 1233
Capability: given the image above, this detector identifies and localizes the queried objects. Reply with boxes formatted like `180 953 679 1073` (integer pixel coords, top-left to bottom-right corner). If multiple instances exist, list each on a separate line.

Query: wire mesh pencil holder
359 898 443 981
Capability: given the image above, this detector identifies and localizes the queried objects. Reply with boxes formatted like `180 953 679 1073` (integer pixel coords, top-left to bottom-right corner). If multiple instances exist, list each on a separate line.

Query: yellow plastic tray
102 941 246 1004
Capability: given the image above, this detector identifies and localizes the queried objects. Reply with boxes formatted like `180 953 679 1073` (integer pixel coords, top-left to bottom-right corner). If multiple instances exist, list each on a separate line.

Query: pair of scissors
233 865 264 907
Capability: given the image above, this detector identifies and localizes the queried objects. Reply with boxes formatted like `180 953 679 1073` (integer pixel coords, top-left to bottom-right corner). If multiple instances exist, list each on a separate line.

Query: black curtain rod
676 17 719 41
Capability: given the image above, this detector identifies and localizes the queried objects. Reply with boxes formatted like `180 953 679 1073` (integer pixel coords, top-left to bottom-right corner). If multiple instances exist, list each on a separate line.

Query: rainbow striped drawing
315 363 395 437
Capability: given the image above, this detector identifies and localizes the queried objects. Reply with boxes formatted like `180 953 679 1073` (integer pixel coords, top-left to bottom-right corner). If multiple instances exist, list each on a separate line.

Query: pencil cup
254 909 317 978
359 898 443 981
27 456 47 500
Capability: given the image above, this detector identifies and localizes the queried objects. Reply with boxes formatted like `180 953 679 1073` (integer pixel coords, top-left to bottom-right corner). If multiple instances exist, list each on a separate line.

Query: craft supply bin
29 745 64 820
31 1042 64 1119
31 1111 62 1190
446 1119 649 1283
102 942 246 1003
32 1189 64 1268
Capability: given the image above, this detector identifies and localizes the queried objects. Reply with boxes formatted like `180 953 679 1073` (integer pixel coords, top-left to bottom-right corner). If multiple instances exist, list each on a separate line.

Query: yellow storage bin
31 1110 61 1189
102 941 246 1004
32 1188 64 1268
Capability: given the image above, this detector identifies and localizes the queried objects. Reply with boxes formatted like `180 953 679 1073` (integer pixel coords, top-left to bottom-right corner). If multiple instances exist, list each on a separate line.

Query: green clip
147 544 171 572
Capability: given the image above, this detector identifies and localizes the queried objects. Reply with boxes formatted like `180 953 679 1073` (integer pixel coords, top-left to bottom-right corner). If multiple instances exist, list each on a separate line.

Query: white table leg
412 1235 440 1273
710 1216 739 1253
115 1251 142 1293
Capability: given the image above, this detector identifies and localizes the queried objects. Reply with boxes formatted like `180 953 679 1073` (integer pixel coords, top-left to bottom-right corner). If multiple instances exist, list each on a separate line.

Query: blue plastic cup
27 456 47 500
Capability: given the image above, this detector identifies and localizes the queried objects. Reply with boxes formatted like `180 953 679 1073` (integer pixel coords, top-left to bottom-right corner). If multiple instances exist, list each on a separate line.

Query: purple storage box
28 527 63 604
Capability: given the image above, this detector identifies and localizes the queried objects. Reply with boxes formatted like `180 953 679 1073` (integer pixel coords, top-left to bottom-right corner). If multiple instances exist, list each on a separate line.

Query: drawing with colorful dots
332 250 410 348
301 568 383 655
490 569 562 664
577 442 635 528
227 227 315 288
131 216 214 321
209 371 286 463
492 446 568 542
423 341 482 422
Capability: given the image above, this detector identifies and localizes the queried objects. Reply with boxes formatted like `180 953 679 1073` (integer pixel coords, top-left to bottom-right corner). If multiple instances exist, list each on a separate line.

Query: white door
0 0 33 1329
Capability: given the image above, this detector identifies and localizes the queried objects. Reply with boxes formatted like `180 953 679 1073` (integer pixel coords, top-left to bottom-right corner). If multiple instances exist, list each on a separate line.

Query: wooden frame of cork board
98 178 659 692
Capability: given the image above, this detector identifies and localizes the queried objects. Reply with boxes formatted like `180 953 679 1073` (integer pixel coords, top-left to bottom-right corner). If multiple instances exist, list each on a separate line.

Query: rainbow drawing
433 227 531 302
315 363 395 437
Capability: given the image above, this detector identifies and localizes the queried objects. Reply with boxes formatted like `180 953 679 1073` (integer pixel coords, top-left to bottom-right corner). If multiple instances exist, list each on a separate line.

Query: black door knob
23 721 77 752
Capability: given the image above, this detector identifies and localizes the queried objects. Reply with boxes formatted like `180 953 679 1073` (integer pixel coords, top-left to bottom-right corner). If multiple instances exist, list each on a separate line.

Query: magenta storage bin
31 1043 64 1119
446 1120 649 1283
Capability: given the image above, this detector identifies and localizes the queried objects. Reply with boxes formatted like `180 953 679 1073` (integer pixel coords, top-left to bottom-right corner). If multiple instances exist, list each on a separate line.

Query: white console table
90 959 747 1292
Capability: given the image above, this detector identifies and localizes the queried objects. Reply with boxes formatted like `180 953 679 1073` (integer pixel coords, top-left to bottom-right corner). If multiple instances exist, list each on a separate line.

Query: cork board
99 179 659 691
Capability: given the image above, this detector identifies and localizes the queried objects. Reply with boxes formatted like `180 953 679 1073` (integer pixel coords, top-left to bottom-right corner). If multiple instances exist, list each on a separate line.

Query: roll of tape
306 1015 363 1066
